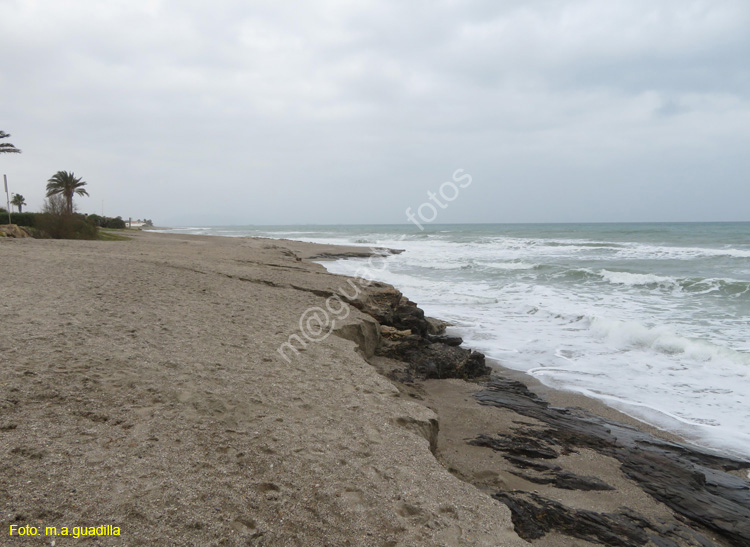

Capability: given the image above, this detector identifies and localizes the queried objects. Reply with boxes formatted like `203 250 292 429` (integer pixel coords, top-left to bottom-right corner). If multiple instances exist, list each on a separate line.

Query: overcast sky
1 0 749 225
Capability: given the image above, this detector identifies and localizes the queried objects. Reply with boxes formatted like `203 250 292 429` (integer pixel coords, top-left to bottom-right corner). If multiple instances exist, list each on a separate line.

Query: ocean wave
399 258 472 271
494 237 750 260
448 293 500 305
478 261 539 271
541 240 628 249
587 317 750 365
593 269 750 296
483 237 625 253
682 278 750 297
615 244 750 260
459 236 750 262
598 270 679 288
264 230 322 235
558 268 750 298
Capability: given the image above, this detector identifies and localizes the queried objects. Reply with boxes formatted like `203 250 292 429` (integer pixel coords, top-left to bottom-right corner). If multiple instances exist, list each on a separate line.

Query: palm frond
0 143 21 153
0 131 21 153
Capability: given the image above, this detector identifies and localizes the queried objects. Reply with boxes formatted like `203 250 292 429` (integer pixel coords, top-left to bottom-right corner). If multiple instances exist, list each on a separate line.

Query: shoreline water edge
2 230 748 545
151 222 750 461
296 236 750 546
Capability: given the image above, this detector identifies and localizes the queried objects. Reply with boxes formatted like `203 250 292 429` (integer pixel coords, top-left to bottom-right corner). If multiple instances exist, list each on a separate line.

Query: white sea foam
587 317 750 364
328 238 750 458
597 270 679 288
615 243 750 260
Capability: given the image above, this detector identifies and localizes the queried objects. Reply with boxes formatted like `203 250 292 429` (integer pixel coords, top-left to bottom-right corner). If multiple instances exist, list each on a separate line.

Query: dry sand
1 231 529 546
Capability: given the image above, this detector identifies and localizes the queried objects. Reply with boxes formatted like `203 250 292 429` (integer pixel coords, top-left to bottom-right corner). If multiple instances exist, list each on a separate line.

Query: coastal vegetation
97 228 131 241
2 212 36 227
1 131 144 240
5 210 130 240
86 214 127 229
34 194 97 239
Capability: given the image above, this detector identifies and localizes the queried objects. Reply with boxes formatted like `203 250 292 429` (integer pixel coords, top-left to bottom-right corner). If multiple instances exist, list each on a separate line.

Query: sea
155 223 750 460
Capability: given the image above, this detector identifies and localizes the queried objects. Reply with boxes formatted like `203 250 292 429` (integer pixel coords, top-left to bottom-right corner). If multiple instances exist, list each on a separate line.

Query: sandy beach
1 231 526 546
2 231 748 546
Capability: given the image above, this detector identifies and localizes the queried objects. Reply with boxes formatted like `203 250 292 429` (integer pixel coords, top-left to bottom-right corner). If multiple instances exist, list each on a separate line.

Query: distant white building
127 219 153 229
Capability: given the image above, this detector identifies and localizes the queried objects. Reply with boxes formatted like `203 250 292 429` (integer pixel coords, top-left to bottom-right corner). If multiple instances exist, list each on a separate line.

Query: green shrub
85 214 127 229
105 216 127 229
35 213 99 240
4 212 37 227
86 213 102 226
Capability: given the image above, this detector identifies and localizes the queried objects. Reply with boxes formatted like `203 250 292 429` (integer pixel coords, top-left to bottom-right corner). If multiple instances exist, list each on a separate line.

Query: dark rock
493 491 690 546
469 433 558 459
427 334 463 346
484 444 614 491
377 338 490 380
377 334 429 362
392 297 429 337
476 379 750 546
494 454 615 490
509 469 615 491
359 284 490 379
501 454 557 472
411 346 489 380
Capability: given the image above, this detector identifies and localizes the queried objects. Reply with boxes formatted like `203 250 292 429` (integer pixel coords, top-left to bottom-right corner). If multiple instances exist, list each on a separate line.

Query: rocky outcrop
499 454 615 491
377 334 488 380
426 333 463 346
425 317 450 335
0 224 30 238
352 286 427 335
475 378 750 546
492 491 713 546
347 283 490 380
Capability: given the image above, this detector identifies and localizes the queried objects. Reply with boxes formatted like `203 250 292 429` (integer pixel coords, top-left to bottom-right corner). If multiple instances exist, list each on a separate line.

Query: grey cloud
1 0 749 224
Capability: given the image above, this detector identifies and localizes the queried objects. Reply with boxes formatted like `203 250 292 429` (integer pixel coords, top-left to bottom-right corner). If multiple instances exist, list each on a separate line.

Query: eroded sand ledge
0 231 526 546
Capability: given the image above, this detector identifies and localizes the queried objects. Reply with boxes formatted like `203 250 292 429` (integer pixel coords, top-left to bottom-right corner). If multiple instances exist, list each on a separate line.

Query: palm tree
11 193 26 213
0 131 21 154
46 171 89 214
